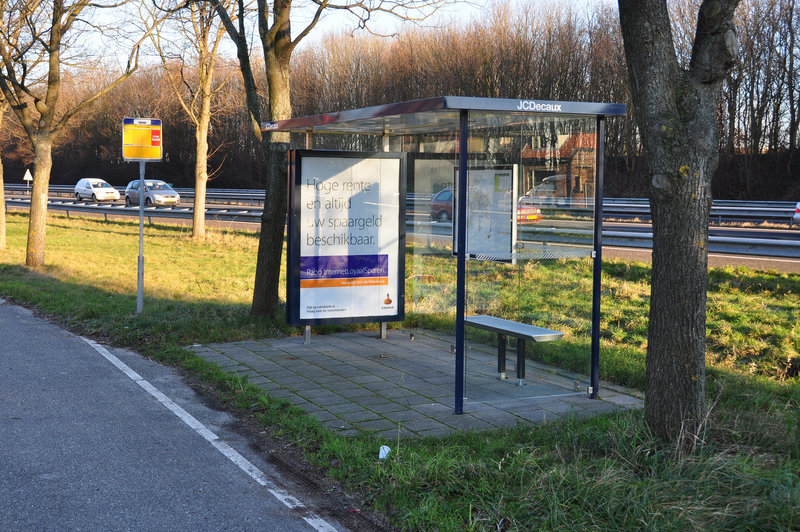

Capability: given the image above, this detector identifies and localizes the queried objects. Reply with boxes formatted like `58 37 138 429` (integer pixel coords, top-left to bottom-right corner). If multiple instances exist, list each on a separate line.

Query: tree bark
192 109 210 240
0 101 6 250
618 0 739 443
251 140 289 316
26 136 53 267
251 14 292 317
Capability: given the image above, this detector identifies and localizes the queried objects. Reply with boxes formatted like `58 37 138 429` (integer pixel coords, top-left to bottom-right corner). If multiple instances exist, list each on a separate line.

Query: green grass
1 211 799 530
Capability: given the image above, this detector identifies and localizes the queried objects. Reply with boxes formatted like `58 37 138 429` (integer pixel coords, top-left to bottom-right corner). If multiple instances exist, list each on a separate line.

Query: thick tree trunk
26 138 53 267
619 0 739 443
646 149 711 442
643 83 721 442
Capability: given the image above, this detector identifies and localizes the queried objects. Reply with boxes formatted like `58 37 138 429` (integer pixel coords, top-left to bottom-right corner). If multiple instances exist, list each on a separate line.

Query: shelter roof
262 96 626 135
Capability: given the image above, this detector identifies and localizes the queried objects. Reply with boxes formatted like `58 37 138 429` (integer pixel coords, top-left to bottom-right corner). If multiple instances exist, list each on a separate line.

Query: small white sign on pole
23 169 33 189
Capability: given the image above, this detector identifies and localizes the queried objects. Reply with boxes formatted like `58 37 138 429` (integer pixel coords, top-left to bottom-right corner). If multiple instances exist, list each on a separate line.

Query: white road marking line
706 253 800 263
604 246 800 264
82 337 340 532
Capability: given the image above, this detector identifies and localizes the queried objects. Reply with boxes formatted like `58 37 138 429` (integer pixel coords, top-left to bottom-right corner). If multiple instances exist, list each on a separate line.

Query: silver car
74 178 120 202
125 179 180 207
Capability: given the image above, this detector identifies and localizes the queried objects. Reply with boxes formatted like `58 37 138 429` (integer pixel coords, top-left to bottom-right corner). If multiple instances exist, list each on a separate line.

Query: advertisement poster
288 151 405 325
454 165 518 262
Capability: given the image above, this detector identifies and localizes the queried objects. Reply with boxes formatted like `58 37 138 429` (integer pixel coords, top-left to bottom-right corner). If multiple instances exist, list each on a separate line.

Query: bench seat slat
465 315 564 342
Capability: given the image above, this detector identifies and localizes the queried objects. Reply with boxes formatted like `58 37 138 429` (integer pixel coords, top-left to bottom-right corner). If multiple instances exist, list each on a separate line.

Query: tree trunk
0 101 6 250
26 137 53 267
0 144 5 250
619 0 739 443
192 111 210 240
646 149 711 443
251 140 289 317
251 37 292 317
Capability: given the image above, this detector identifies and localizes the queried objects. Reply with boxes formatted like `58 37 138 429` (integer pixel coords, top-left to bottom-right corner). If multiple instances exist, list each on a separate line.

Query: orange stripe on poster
300 277 388 288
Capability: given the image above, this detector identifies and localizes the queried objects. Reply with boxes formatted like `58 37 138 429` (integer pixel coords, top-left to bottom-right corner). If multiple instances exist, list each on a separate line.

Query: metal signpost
122 118 163 313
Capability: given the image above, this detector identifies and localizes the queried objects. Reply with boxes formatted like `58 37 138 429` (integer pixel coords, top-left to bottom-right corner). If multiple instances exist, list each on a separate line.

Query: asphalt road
602 246 800 273
0 299 344 531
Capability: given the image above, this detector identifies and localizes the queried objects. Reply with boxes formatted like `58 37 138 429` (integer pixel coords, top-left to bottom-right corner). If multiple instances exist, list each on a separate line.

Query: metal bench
464 315 564 386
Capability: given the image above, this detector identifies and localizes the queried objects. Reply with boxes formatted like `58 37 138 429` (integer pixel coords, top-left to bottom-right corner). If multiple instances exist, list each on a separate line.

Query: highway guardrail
5 197 799 258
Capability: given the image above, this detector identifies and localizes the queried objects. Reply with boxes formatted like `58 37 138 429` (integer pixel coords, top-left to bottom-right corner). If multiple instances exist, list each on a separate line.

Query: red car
516 202 542 224
429 187 454 222
429 186 541 224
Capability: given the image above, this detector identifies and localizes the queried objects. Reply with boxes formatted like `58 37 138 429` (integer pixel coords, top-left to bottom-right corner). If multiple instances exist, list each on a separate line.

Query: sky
290 0 488 46
294 0 605 46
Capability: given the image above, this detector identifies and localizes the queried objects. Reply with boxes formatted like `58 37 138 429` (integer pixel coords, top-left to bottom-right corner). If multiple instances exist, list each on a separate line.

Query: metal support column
497 335 507 380
516 339 526 387
454 110 469 415
589 117 606 398
302 130 312 345
380 130 390 341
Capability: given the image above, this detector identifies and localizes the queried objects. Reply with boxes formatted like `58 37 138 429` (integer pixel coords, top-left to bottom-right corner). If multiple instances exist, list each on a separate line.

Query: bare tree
146 0 234 240
0 0 149 267
0 96 7 249
786 0 799 158
207 0 449 317
618 0 740 443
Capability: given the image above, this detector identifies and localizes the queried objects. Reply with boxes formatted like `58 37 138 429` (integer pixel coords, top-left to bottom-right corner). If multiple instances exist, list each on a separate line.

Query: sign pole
23 169 33 194
137 161 145 314
122 117 162 315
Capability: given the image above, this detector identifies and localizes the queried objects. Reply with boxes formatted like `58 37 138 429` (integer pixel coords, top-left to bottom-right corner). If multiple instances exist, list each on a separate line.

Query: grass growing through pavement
1 212 799 530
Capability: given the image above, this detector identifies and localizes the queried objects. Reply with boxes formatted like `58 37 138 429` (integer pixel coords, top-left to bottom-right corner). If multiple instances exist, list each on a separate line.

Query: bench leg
516 339 526 386
497 334 507 380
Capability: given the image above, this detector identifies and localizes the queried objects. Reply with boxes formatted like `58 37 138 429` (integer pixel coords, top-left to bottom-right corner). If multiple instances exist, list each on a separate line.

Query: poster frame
286 149 406 326
453 163 519 263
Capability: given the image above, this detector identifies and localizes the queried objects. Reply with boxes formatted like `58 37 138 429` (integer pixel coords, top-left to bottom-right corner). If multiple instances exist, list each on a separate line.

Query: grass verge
1 212 799 530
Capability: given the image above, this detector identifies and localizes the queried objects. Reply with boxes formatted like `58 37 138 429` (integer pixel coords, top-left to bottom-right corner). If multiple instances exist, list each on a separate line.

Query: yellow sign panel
122 118 162 161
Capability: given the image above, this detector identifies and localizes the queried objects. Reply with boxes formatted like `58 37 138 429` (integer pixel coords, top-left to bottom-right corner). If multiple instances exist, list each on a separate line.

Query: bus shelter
265 96 626 414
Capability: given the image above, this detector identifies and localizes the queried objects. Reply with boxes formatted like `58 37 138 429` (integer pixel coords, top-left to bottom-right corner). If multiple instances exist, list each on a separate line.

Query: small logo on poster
383 293 392 305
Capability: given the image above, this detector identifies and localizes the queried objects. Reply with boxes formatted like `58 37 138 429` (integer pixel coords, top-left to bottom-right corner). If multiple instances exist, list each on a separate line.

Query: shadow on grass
708 264 800 295
0 264 290 354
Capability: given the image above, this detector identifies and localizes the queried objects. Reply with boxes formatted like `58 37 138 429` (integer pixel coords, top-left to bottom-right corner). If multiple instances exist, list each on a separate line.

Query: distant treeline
2 0 798 200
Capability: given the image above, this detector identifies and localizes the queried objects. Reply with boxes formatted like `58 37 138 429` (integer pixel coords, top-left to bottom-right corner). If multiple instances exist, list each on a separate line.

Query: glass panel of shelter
463 112 597 401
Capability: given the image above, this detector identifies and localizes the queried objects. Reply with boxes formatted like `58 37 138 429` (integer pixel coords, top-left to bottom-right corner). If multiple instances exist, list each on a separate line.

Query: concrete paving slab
354 418 402 433
187 328 644 440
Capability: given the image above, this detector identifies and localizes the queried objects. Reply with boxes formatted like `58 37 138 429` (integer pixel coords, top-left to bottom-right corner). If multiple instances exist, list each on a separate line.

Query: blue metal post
590 117 606 398
455 110 469 414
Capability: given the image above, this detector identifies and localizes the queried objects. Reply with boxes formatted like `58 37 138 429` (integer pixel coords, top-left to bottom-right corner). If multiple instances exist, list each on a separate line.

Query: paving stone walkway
189 328 643 441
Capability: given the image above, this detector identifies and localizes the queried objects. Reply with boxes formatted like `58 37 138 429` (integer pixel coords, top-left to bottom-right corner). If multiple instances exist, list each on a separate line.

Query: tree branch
689 0 740 84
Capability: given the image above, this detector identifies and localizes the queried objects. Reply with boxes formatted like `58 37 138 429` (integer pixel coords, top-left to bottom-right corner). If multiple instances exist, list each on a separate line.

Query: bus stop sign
122 118 162 161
